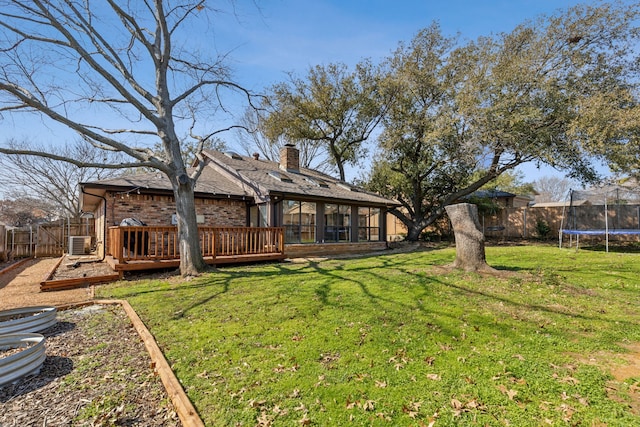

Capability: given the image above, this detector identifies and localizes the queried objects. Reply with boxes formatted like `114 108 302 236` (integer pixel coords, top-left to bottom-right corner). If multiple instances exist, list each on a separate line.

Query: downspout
80 186 108 262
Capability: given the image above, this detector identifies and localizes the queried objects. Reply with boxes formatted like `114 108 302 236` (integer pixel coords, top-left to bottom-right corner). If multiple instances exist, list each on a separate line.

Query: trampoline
559 183 640 252
562 229 640 236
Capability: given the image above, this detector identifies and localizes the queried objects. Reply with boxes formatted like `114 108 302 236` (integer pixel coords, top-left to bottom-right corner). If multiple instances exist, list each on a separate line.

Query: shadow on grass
113 248 637 338
576 243 640 253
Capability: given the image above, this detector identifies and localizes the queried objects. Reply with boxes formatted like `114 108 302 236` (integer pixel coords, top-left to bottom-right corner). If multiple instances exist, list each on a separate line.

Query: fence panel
2 219 95 258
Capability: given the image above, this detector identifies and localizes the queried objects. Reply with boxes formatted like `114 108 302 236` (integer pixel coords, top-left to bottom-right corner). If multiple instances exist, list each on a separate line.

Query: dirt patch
610 343 640 382
571 343 640 415
573 344 640 382
0 304 182 426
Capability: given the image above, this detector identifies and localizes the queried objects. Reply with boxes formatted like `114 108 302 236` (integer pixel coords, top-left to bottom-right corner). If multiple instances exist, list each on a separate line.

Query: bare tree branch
0 146 153 169
0 1 261 275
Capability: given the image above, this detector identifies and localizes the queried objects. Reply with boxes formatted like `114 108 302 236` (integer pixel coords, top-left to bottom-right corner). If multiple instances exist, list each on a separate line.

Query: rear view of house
80 145 399 270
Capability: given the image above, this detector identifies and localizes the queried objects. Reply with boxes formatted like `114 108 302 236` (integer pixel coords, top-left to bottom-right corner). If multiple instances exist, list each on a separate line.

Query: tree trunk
173 175 208 276
406 224 422 241
445 203 494 272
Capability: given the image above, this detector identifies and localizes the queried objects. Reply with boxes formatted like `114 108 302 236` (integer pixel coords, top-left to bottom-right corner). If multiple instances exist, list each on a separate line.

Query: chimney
279 144 299 172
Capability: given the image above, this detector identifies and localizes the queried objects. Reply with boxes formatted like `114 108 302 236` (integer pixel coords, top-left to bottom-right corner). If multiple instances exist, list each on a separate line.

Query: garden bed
0 303 184 426
40 255 122 292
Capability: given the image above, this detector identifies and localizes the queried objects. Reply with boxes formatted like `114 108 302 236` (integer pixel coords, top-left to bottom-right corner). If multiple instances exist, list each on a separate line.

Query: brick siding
106 192 247 227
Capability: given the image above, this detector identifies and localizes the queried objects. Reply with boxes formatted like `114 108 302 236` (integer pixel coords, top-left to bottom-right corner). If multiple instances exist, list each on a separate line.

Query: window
358 207 381 241
249 204 269 227
283 200 316 243
324 204 351 242
304 176 329 188
268 171 293 183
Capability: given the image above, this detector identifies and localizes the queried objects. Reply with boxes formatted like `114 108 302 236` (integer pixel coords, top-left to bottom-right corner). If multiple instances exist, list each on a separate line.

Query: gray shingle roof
203 150 399 207
81 150 399 209
81 166 248 198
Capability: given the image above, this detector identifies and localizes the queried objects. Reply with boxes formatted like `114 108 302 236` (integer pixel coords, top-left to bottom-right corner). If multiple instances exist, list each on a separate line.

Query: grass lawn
97 244 640 426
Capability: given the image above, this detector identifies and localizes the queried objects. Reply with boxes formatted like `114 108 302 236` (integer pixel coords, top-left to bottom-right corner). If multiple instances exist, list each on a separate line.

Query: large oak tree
0 1 254 275
367 3 640 241
261 61 389 181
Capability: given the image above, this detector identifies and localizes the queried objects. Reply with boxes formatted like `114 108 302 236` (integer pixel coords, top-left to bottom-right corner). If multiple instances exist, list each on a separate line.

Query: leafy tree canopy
366 3 639 241
476 169 536 196
261 61 389 181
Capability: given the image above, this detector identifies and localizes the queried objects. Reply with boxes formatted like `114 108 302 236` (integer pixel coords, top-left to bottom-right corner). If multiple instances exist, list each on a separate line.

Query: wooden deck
106 226 285 272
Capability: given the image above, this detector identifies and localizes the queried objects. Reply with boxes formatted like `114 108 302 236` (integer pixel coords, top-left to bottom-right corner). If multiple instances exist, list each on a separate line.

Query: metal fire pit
0 306 57 334
0 333 46 387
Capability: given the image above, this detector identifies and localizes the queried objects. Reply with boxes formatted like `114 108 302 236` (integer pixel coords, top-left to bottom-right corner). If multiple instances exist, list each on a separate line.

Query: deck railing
107 226 284 263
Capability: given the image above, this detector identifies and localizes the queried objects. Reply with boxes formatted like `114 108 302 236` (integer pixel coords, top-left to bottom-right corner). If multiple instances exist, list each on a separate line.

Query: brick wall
280 144 300 171
106 192 247 227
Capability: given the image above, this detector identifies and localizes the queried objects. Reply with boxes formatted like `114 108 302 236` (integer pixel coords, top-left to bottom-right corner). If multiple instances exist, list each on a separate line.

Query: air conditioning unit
69 236 91 256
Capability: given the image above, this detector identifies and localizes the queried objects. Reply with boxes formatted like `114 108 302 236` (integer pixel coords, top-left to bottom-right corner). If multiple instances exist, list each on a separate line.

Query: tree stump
445 203 495 272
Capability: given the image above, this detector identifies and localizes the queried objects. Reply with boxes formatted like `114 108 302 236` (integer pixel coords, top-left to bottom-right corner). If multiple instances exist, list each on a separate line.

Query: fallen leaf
466 399 479 409
248 399 266 408
451 398 463 410
402 405 418 418
497 385 518 400
363 400 375 411
256 411 272 427
299 413 311 425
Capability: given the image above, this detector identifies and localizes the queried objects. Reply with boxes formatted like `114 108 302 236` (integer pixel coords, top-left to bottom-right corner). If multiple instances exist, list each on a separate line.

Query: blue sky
4 0 628 184
217 0 590 90
208 0 614 182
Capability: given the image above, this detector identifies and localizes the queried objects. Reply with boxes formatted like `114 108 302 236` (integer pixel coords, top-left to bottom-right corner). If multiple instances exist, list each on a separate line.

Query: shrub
536 218 551 239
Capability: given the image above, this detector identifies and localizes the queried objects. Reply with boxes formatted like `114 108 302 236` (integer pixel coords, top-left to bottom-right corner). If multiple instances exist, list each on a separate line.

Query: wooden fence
3 219 95 258
481 205 640 243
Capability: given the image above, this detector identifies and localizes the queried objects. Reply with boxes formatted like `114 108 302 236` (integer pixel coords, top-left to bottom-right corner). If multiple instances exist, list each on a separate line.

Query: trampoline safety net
560 182 640 250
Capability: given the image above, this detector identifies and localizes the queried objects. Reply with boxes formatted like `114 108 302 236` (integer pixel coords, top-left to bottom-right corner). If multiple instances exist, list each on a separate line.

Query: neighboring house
386 189 535 241
80 145 399 263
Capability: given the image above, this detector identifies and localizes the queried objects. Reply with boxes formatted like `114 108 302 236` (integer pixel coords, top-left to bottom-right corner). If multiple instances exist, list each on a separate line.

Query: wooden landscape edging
0 257 34 276
39 255 123 292
57 300 205 427
41 255 65 283
40 273 123 292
